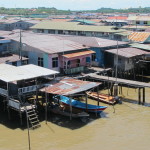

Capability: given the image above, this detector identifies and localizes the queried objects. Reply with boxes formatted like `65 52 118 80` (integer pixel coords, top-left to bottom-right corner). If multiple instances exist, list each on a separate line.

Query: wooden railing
18 85 39 94
8 98 21 110
64 66 85 74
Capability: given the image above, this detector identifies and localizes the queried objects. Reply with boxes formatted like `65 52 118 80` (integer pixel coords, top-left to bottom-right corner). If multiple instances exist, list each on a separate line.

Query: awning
0 64 59 83
62 50 95 59
40 78 101 96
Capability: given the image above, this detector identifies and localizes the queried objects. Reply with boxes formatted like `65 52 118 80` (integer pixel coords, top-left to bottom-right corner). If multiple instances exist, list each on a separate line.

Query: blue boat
54 95 107 113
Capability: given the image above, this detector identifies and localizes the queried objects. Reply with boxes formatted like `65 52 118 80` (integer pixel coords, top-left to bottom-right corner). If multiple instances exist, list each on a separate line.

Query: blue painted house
61 36 128 67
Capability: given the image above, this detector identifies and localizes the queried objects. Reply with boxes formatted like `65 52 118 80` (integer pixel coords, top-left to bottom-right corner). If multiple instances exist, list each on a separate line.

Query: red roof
107 16 128 20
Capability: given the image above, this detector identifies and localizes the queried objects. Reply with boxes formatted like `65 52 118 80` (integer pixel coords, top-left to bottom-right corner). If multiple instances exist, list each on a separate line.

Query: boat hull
87 92 116 105
49 104 89 118
56 95 107 113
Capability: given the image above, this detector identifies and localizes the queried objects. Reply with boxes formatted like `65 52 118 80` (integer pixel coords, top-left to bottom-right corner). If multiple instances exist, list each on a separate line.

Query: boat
54 95 107 113
48 103 89 118
86 91 118 105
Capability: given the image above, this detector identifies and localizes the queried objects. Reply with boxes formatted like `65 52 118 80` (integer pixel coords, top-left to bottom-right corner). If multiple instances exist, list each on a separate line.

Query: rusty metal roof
0 54 28 64
128 32 150 42
62 50 95 58
105 47 150 58
40 78 101 96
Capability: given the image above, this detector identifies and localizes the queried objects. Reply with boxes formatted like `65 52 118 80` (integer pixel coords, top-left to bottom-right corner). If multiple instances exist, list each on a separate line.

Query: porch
60 50 95 74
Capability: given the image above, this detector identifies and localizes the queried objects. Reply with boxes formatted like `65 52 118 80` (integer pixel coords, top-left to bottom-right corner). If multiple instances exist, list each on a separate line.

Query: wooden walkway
78 73 150 105
84 73 150 88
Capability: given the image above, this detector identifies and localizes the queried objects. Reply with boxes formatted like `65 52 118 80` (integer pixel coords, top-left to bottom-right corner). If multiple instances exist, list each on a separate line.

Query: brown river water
0 86 150 150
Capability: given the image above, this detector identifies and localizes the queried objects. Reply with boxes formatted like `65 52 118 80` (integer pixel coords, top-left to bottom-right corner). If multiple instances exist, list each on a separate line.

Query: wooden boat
86 91 117 105
48 103 89 118
54 95 107 113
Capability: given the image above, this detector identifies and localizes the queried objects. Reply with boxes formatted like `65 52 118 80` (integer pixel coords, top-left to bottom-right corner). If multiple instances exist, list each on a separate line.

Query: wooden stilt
7 106 11 120
142 87 145 105
69 97 72 120
45 91 48 124
138 88 141 105
85 92 88 112
19 110 23 125
35 78 38 107
97 86 100 106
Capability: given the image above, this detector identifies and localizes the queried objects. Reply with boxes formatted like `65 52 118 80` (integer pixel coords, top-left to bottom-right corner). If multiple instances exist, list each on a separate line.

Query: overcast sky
0 0 149 10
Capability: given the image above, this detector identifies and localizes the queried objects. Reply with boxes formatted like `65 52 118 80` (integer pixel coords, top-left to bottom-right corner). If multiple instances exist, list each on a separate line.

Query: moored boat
48 103 89 118
87 91 116 105
54 95 107 113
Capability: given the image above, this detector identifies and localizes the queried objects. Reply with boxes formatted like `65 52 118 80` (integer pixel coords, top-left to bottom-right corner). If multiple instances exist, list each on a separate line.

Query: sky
0 0 149 10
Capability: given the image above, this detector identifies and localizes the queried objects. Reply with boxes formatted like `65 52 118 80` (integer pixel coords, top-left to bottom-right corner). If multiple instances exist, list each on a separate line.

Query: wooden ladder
26 106 41 129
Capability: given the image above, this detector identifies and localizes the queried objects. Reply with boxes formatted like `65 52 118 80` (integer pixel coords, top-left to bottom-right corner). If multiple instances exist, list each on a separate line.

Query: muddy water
0 87 150 150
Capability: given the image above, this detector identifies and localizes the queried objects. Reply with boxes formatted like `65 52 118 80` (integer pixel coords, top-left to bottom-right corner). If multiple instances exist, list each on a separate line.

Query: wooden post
110 82 113 96
35 78 38 107
26 107 31 150
142 87 145 105
7 82 10 119
45 91 48 124
7 106 11 120
85 92 88 112
138 88 141 105
97 86 100 106
19 110 23 125
69 96 72 120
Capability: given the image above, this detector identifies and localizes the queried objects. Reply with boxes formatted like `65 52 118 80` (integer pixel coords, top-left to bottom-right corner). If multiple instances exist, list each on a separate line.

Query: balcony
64 66 85 74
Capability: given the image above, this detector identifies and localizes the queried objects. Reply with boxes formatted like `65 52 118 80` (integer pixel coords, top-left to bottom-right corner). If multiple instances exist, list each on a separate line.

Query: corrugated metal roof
0 64 58 82
63 50 95 58
31 21 125 33
105 47 150 58
40 78 101 95
0 31 89 54
0 54 28 64
58 35 127 48
72 19 96 24
130 43 150 51
107 16 128 20
128 32 150 42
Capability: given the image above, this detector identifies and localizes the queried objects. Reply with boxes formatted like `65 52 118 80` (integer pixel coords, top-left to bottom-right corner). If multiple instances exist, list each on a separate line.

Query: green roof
115 31 131 36
130 43 150 51
74 19 96 24
31 21 126 33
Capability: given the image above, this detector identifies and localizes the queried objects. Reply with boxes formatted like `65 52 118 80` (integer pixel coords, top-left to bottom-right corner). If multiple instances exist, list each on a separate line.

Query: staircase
26 106 41 129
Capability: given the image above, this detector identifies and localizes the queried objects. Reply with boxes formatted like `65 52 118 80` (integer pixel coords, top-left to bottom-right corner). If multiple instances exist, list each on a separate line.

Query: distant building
31 21 126 40
127 16 150 26
0 19 39 31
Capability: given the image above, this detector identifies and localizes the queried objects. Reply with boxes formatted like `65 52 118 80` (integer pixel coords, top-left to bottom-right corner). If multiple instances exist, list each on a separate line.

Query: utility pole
19 17 22 65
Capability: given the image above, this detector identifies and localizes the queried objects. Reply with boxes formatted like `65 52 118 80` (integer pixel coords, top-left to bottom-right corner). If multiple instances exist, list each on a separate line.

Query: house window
52 57 58 68
118 58 122 63
76 59 80 67
38 57 44 67
92 53 96 61
144 21 147 25
136 21 140 24
58 30 63 34
86 57 91 63
48 30 55 34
